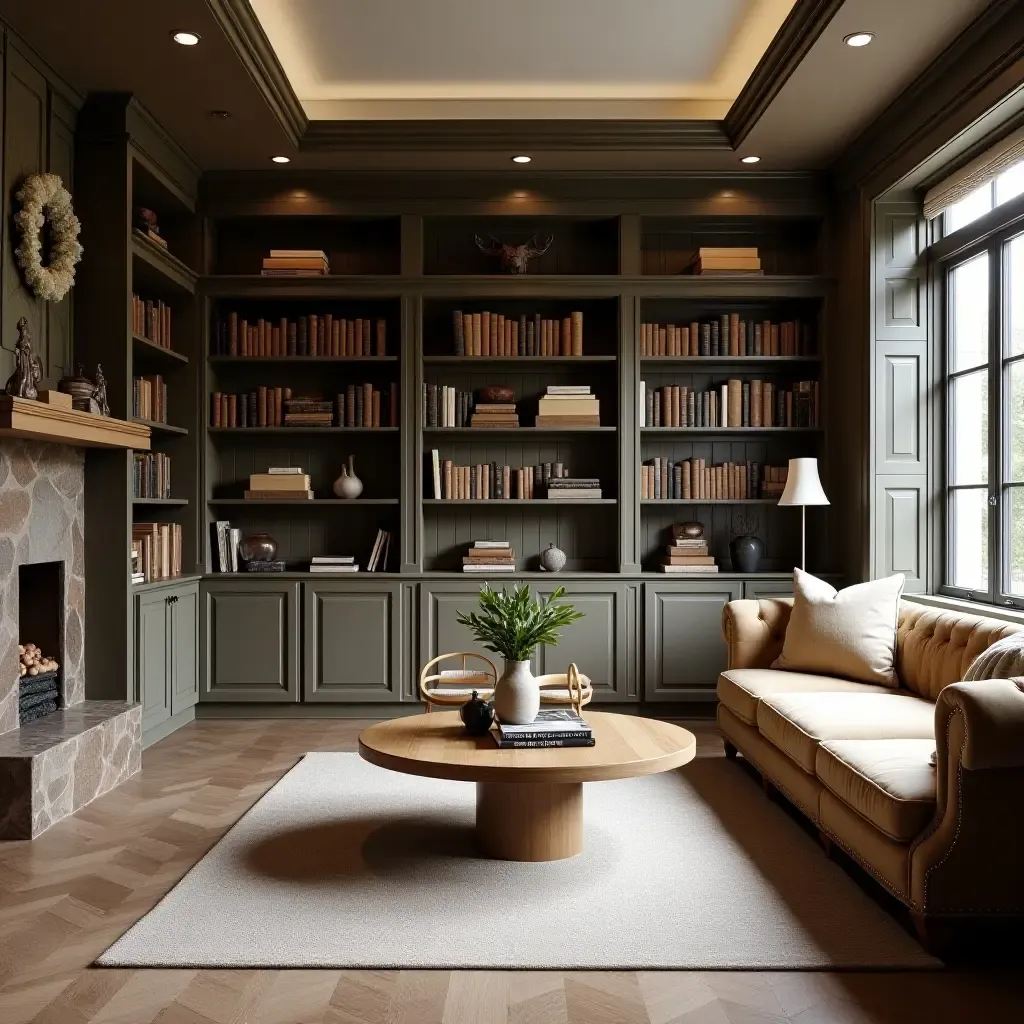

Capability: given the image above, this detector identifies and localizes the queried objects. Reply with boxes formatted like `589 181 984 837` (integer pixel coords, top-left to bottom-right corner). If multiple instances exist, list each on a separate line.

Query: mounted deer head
474 233 554 274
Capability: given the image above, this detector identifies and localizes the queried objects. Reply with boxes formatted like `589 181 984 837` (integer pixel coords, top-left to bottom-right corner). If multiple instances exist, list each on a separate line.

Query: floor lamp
778 458 829 570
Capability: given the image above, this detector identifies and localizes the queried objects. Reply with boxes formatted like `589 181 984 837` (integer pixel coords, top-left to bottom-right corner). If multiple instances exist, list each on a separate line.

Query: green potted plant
456 584 584 724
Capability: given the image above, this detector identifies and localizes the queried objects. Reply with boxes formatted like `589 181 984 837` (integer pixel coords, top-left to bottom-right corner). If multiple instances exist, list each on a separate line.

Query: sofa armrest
721 598 793 670
910 678 1024 915
936 679 1024 770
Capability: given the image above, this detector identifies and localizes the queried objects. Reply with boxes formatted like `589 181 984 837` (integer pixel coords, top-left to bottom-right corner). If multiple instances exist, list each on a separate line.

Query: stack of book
132 522 183 581
133 452 172 499
367 529 392 571
547 477 601 500
132 374 167 423
244 467 312 500
261 249 329 277
452 310 583 356
463 541 515 573
131 294 172 348
492 709 594 748
688 247 762 276
130 547 145 586
284 396 333 428
309 555 358 573
661 532 718 574
211 521 245 572
535 385 600 427
470 402 519 428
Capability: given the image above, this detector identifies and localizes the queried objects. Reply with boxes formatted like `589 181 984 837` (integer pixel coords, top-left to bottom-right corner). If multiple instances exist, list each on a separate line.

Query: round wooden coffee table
358 711 696 862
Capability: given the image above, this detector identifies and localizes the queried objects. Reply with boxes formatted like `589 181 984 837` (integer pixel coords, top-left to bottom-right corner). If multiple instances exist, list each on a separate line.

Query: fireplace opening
18 561 64 725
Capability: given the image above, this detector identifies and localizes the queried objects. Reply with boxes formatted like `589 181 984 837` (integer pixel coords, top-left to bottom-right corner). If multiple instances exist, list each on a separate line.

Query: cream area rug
98 753 937 970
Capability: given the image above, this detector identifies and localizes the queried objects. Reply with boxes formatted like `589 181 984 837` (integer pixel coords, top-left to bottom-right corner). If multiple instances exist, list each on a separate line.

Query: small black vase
731 534 765 573
460 690 495 736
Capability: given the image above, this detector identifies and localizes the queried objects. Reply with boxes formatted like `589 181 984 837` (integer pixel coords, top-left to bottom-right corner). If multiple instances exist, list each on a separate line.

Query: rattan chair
537 663 593 714
419 652 498 711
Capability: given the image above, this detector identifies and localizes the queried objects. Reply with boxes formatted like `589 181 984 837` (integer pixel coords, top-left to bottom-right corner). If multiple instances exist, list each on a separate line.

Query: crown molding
724 0 845 147
300 119 732 152
205 0 308 148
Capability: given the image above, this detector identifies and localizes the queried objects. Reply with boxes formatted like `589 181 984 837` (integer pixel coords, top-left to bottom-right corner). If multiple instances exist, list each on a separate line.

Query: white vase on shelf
493 659 539 725
333 454 363 499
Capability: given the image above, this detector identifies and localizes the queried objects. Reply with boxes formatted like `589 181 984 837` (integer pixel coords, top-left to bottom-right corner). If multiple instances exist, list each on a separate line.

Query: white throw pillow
772 569 905 687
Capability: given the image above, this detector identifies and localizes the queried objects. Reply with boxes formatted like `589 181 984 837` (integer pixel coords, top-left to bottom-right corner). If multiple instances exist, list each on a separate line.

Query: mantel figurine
4 317 43 400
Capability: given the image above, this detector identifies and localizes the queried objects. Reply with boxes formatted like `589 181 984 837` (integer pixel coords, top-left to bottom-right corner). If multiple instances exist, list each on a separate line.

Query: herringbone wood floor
0 718 1020 1024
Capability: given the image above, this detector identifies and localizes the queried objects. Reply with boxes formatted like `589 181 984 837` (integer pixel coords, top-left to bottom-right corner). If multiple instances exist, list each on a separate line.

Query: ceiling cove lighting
271 156 291 164
741 156 761 164
172 31 201 46
511 155 532 164
843 32 874 47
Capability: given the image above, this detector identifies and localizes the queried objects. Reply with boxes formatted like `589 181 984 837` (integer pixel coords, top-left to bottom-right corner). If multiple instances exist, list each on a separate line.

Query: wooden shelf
423 426 615 436
133 497 189 506
208 498 399 506
641 427 822 435
208 427 398 435
640 356 820 365
0 397 151 450
209 355 397 364
423 355 616 365
641 499 779 505
131 232 197 294
132 334 189 365
424 498 616 506
133 418 189 436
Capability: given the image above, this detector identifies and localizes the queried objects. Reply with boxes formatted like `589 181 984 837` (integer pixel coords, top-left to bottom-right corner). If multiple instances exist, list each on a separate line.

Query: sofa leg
723 740 738 760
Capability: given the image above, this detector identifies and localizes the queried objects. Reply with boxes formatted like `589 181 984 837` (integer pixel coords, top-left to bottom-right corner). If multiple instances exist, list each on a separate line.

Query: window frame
937 189 1024 607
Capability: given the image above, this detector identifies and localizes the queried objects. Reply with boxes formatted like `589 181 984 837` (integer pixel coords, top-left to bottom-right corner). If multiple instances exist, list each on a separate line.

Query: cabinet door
170 583 199 715
419 581 522 674
304 582 401 702
135 590 170 731
532 583 628 701
201 581 300 702
644 582 743 702
743 577 796 600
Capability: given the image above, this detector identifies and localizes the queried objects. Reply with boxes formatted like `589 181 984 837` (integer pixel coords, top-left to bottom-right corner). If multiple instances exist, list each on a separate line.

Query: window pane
1008 361 1024 482
996 159 1024 206
950 370 988 484
947 183 993 233
950 488 989 591
1009 234 1024 357
1006 487 1024 596
950 253 989 372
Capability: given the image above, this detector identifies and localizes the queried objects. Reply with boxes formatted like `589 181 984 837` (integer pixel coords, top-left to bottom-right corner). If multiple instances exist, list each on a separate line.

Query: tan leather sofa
718 597 1024 942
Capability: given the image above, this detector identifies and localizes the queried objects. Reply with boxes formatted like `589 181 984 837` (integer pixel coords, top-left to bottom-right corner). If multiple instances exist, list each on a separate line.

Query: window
943 224 1024 605
945 157 1024 233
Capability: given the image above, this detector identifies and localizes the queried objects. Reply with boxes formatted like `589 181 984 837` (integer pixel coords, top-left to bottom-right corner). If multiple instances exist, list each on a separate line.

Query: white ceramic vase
333 454 363 499
493 659 539 724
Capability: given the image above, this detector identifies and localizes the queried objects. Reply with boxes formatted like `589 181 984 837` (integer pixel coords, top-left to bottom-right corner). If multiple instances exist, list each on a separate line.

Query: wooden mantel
0 397 151 450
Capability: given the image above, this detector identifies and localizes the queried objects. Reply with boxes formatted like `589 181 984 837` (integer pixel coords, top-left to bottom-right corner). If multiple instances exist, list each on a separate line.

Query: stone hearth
0 439 139 839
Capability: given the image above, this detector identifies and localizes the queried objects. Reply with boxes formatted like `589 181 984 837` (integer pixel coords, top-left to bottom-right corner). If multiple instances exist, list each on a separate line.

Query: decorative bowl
479 385 515 403
239 533 278 562
675 521 705 539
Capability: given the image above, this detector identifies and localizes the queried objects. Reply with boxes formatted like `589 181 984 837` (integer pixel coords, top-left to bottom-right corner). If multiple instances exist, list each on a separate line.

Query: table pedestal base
475 781 583 861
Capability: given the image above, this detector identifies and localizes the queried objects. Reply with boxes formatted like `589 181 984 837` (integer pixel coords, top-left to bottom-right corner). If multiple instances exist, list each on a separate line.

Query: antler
525 234 554 258
474 234 504 256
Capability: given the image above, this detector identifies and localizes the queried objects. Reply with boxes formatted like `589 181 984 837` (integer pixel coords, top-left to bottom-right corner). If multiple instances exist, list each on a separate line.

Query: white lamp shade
778 458 829 507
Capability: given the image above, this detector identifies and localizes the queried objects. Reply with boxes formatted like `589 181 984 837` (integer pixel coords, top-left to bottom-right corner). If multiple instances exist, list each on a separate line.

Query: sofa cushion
773 569 904 687
816 739 937 842
756 692 935 773
718 668 891 726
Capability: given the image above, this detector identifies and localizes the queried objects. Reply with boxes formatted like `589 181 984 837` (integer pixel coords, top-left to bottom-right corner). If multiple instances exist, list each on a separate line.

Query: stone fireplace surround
0 439 140 839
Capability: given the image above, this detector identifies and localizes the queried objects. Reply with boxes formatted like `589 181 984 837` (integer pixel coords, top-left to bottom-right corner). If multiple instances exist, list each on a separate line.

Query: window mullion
989 237 1002 603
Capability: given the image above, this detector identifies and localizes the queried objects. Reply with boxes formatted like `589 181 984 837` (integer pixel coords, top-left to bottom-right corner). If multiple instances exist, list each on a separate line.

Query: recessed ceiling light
271 156 291 164
740 155 761 164
843 31 874 47
172 31 201 46
511 155 532 164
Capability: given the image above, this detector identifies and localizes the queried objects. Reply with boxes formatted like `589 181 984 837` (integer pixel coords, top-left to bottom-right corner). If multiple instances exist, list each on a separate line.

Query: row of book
211 313 388 357
132 522 183 583
210 385 398 428
640 380 819 429
429 450 588 500
423 384 475 427
660 534 718 574
688 246 762 277
132 294 173 349
452 310 584 357
133 452 172 500
493 709 595 748
133 375 168 423
641 460 788 501
261 249 329 277
464 540 515 573
641 316 812 358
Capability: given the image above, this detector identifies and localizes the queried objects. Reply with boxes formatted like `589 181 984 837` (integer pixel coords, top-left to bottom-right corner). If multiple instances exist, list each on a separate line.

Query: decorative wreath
13 173 83 303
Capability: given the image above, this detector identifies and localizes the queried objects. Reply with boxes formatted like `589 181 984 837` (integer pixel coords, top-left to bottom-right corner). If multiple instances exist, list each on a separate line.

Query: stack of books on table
463 541 515 572
261 249 329 277
547 477 602 500
492 709 595 748
309 555 358 573
688 247 762 276
244 466 312 500
470 402 519 428
661 533 718 574
284 396 333 428
535 385 600 427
